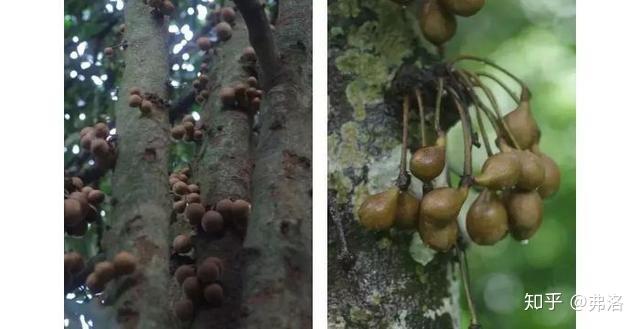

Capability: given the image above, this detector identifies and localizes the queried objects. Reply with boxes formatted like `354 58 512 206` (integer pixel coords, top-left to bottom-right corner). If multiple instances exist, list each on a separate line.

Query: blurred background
444 0 576 328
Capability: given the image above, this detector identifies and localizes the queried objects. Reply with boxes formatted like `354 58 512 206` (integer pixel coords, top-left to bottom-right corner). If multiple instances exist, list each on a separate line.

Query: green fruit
419 186 469 227
466 190 508 245
420 0 457 45
395 191 420 229
505 190 543 240
474 152 521 190
440 0 485 17
357 187 400 230
409 135 446 182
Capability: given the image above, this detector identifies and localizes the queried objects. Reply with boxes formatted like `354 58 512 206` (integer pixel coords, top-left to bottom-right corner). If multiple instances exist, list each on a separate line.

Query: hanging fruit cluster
79 122 117 169
64 175 106 236
85 251 138 293
358 57 561 252
390 0 484 45
219 75 264 115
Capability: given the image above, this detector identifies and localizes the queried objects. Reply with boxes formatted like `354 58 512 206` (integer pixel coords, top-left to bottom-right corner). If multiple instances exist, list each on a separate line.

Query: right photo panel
328 0 576 328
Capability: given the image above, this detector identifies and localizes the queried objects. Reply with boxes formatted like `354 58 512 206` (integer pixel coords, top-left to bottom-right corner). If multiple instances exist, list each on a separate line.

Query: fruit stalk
476 71 519 103
450 54 527 92
415 89 427 147
457 245 480 327
448 87 473 182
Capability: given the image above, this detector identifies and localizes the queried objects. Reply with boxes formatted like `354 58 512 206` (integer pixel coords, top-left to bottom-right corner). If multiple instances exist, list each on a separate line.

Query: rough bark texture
328 1 459 328
238 0 313 328
103 1 175 328
187 15 254 329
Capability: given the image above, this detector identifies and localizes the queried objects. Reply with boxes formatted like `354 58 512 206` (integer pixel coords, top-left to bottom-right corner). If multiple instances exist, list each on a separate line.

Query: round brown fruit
182 276 202 300
94 261 116 282
506 190 544 241
64 252 85 274
113 251 137 276
410 135 446 182
172 181 189 195
197 257 221 283
173 234 193 254
186 193 201 204
197 37 212 51
87 189 105 205
171 125 186 140
129 87 141 96
188 184 200 193
220 7 235 23
241 47 257 62
215 22 232 42
201 210 225 234
216 198 234 220
94 122 109 139
174 299 194 321
128 94 143 108
474 152 521 190
395 191 419 230
466 189 508 245
65 199 84 227
418 217 458 252
90 139 110 157
173 200 187 213
86 273 105 293
174 265 196 285
419 187 469 227
185 203 206 226
203 283 224 306
68 191 90 218
420 0 457 45
140 100 153 113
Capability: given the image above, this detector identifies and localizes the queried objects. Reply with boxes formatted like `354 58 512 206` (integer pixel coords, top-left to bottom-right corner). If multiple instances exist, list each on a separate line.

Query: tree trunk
187 14 254 329
328 1 460 328
102 1 175 328
237 0 313 328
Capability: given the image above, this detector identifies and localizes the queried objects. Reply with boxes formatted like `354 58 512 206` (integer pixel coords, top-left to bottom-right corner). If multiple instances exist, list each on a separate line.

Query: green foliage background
445 1 576 328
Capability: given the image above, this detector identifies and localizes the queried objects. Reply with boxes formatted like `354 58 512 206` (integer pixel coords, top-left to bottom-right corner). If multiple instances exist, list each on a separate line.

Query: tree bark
328 1 459 328
102 1 176 328
236 0 313 328
186 14 254 329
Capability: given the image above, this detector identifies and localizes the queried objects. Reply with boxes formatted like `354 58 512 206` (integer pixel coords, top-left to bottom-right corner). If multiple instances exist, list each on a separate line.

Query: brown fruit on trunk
174 265 196 285
419 186 469 227
113 251 137 276
418 217 458 252
94 261 116 282
64 198 84 227
128 94 143 108
185 203 206 226
174 299 194 321
506 190 544 240
202 210 225 234
173 234 193 254
203 283 224 306
420 0 457 45
215 22 232 41
182 276 202 301
466 190 508 245
440 0 485 17
171 125 186 139
532 144 561 198
173 200 187 213
87 189 105 205
172 181 189 195
197 37 211 51
409 135 446 182
357 187 400 230
220 7 236 23
474 152 521 190
395 191 420 229
197 257 221 284
86 273 105 293
64 252 85 274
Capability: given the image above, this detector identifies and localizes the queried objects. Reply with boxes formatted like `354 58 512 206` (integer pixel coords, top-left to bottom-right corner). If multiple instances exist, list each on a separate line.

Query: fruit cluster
128 87 169 115
64 175 106 236
391 0 485 46
173 257 225 321
80 122 116 169
358 58 561 253
85 251 138 293
171 114 205 142
204 5 236 42
219 76 263 115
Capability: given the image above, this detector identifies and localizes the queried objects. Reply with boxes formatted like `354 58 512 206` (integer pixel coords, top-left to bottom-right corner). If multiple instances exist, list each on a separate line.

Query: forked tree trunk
328 0 459 328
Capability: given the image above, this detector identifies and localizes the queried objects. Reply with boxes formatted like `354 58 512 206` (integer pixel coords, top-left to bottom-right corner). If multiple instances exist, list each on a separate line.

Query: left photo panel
64 1 312 328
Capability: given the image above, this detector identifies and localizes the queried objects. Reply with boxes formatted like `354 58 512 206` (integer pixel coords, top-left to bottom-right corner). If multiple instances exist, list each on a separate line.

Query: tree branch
233 0 282 89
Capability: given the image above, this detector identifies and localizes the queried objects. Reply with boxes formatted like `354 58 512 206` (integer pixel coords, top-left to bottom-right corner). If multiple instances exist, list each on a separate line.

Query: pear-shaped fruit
410 135 446 182
474 152 521 190
419 186 469 227
358 187 400 230
466 190 508 245
420 0 457 45
395 191 420 229
503 91 540 150
532 144 561 198
515 150 545 191
505 190 543 240
418 217 458 252
440 0 485 17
